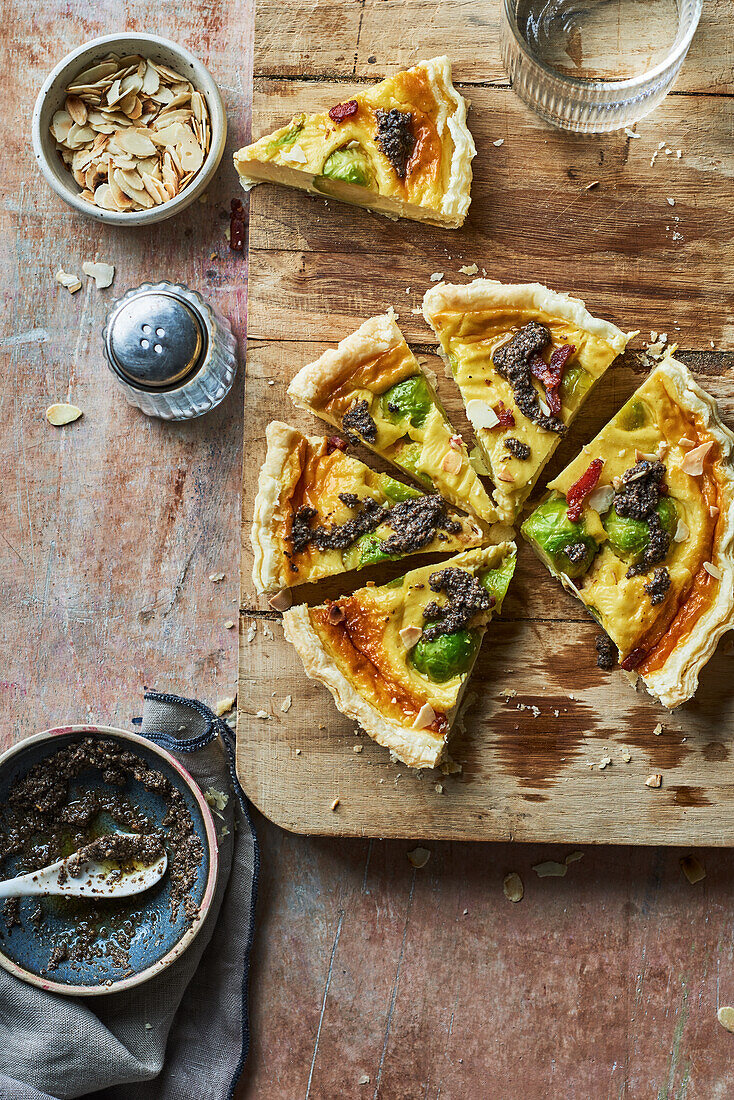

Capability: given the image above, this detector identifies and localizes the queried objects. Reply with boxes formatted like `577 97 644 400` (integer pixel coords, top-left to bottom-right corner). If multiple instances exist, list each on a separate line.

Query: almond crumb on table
645 773 663 788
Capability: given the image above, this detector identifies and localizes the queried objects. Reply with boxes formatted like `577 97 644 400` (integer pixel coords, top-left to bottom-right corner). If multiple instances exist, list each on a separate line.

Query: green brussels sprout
411 629 480 683
321 147 372 187
618 398 649 432
560 364 592 407
379 474 422 504
268 113 306 152
385 573 406 589
396 440 434 489
521 493 600 578
381 375 434 429
479 551 517 613
603 498 678 563
343 532 394 571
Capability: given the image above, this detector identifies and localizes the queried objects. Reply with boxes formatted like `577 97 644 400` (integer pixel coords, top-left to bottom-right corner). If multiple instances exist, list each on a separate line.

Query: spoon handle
0 872 51 898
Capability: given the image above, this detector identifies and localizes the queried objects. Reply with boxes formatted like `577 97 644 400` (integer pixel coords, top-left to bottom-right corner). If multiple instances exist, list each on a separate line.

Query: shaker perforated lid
105 288 206 389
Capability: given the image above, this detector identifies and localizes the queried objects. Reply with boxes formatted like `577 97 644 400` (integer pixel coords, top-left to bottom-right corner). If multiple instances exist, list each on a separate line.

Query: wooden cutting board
237 0 734 842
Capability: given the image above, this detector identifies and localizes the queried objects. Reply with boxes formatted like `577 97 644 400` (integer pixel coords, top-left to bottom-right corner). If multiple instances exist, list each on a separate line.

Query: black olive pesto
493 322 566 434
644 566 671 605
342 399 377 444
504 437 531 461
290 494 461 558
613 460 671 580
374 108 416 178
566 541 590 565
595 633 617 670
421 567 494 641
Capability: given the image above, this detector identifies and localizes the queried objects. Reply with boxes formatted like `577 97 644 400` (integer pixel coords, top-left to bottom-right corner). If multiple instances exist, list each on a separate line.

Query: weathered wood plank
254 0 734 95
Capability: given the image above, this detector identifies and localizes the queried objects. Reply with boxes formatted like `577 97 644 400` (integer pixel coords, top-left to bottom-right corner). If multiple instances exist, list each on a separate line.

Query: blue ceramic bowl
0 726 218 996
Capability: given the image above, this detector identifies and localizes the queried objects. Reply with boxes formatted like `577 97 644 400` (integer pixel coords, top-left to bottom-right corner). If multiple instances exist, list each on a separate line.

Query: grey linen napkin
0 691 259 1100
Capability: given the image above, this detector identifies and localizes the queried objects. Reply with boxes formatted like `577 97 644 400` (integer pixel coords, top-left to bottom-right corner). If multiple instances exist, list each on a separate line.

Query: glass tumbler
500 0 703 133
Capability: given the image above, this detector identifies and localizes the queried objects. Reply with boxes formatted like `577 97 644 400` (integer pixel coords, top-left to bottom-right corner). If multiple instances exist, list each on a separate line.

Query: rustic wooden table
4 2 734 1097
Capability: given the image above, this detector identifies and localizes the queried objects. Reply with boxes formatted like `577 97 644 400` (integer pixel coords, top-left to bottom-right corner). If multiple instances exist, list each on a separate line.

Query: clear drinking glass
501 0 703 133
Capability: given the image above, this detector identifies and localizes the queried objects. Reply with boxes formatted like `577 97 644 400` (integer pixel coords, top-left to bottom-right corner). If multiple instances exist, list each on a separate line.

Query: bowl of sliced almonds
32 34 227 225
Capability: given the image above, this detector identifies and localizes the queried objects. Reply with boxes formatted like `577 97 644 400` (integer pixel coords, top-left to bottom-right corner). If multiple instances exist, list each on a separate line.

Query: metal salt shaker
103 281 237 420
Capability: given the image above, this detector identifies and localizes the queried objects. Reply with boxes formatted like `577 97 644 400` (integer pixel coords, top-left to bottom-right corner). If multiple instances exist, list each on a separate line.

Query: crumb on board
55 268 82 293
255 709 269 720
214 695 236 716
459 263 478 275
353 744 363 753
407 846 431 868
654 723 663 736
680 854 706 885
330 797 340 811
430 272 444 282
280 695 292 713
204 787 229 813
645 773 663 788
717 1006 734 1032
492 138 504 147
533 860 567 878
209 572 225 582
503 872 523 902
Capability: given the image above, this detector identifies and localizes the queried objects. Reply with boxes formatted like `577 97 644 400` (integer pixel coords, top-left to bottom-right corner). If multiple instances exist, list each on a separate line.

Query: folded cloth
0 691 259 1100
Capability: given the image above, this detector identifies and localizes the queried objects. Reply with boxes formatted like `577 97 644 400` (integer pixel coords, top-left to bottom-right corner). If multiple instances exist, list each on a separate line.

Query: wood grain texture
238 0 734 844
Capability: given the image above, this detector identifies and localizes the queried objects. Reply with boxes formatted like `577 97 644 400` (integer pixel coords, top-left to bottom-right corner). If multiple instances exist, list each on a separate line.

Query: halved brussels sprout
395 440 434 489
321 147 372 187
479 551 517 613
560 364 592 407
618 398 649 432
268 113 306 152
342 531 395 571
411 629 480 683
381 375 434 429
379 474 422 504
603 498 678 564
521 492 600 578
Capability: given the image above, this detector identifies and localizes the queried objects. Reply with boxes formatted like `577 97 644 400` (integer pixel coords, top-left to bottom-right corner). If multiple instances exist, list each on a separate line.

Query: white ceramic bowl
32 34 227 226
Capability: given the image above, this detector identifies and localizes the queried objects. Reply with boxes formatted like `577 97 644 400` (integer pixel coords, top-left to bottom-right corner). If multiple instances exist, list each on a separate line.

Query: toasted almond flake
46 402 83 426
441 448 463 474
710 505 720 519
679 441 713 476
82 260 115 288
704 561 722 580
412 703 436 730
503 871 523 901
399 624 422 648
654 723 663 736
498 470 515 483
459 263 478 275
280 142 307 164
407 846 431 868
209 571 225 582
680 854 706 884
673 518 689 542
224 619 235 629
493 138 504 147
645 773 662 788
538 396 552 417
430 272 444 282
55 268 81 292
565 851 584 864
214 695 236 716
533 860 567 878
587 484 614 514
330 797 340 811
268 589 292 611
465 399 500 431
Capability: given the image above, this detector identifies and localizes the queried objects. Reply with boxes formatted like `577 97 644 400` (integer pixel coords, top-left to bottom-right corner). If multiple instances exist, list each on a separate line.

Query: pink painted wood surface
3 1 734 1097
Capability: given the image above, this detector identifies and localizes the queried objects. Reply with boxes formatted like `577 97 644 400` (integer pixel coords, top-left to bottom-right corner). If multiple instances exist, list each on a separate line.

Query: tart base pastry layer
283 543 516 768
522 353 734 708
288 311 496 523
423 279 634 521
234 56 475 228
251 421 485 593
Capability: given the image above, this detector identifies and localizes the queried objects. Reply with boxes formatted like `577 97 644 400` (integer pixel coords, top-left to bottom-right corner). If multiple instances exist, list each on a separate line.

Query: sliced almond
679 441 713 476
441 449 463 474
116 128 156 157
268 590 292 611
82 261 115 289
673 518 689 542
214 695 236 717
412 703 436 730
587 484 614 514
645 773 663 788
46 402 83 426
65 95 88 125
399 625 422 648
465 399 500 431
704 561 722 580
54 268 81 292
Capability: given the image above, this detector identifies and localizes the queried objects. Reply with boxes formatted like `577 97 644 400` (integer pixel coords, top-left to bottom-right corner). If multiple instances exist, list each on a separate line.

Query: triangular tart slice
423 279 634 521
234 56 475 229
283 543 516 768
251 421 486 594
288 312 495 523
521 353 734 708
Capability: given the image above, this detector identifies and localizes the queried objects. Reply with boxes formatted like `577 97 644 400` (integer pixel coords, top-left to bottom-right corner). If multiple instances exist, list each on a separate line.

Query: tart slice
521 352 734 708
233 56 475 229
251 421 486 594
283 543 516 768
288 312 495 523
423 279 635 521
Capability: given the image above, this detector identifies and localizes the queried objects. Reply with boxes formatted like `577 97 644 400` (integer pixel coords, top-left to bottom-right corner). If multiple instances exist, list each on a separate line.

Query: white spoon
0 836 168 900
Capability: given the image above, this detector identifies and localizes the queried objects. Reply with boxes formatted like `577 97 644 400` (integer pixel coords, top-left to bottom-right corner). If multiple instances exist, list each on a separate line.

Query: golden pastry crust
288 311 495 523
233 56 475 228
283 544 516 767
524 353 734 709
251 420 485 594
423 278 635 521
